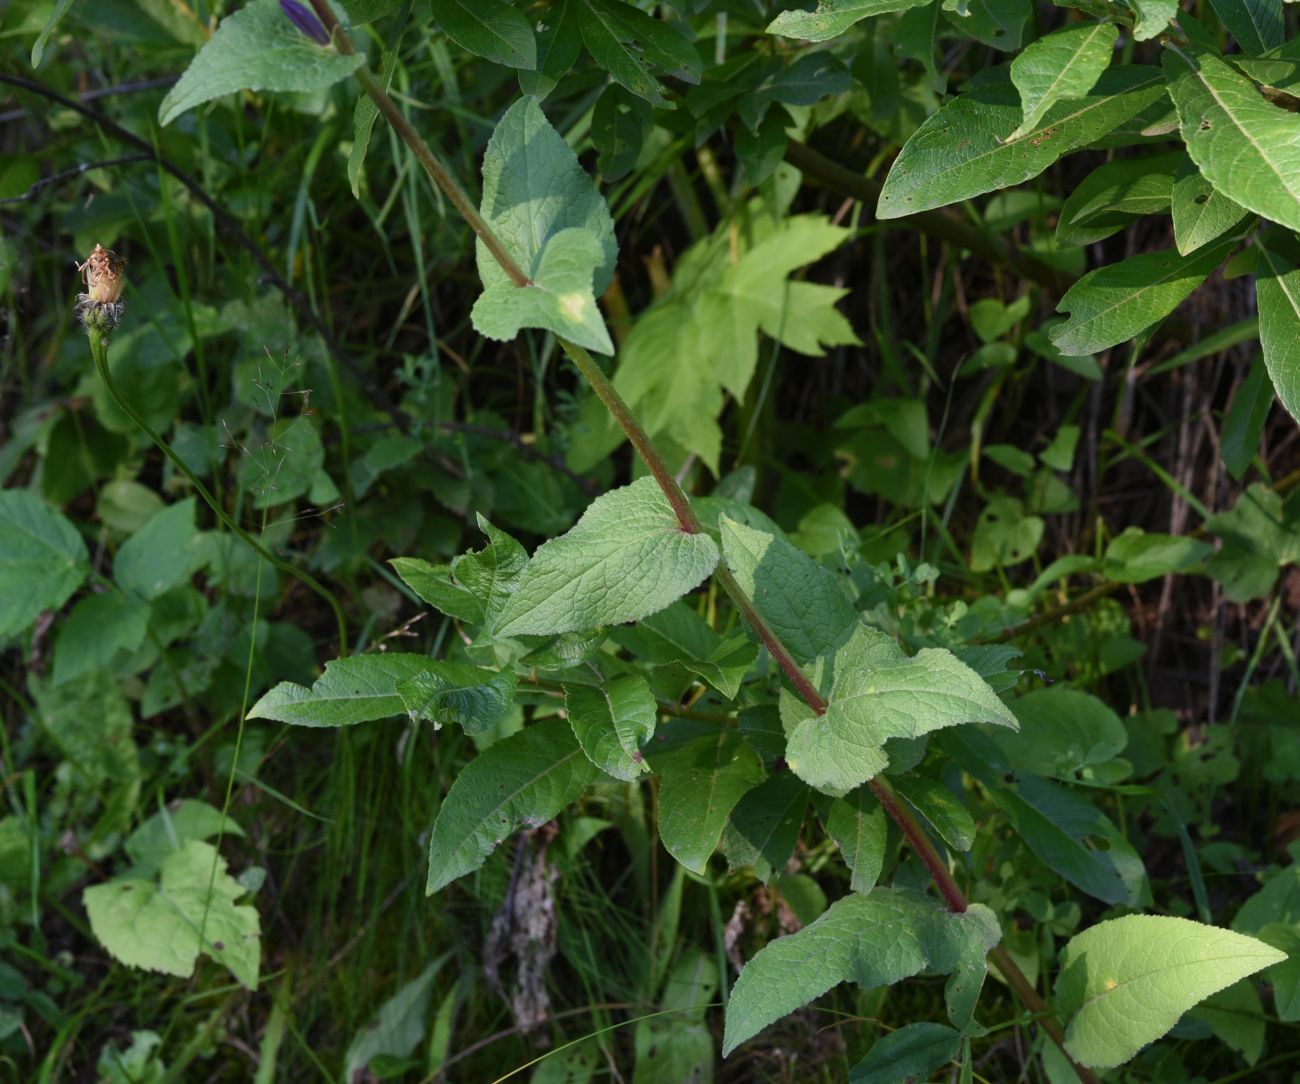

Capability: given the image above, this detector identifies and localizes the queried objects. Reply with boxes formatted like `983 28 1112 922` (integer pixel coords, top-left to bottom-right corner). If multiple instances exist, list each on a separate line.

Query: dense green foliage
4 0 1300 1080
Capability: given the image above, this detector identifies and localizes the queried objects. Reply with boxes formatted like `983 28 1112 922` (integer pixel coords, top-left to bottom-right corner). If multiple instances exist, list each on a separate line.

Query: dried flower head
75 243 127 336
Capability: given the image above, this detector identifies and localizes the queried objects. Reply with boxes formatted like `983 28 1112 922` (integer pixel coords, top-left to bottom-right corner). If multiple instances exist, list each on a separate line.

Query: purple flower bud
280 0 330 45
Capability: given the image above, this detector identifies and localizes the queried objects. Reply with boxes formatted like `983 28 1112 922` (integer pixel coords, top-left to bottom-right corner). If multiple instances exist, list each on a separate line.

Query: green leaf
158 0 364 126
495 478 719 637
1056 153 1181 248
781 625 1016 797
451 516 528 633
723 889 1001 1054
472 227 614 353
565 674 656 780
591 83 652 181
426 719 598 893
238 416 325 508
52 592 151 686
893 774 976 852
430 0 536 69
1103 527 1213 583
848 1022 962 1083
767 0 932 42
610 601 758 697
31 0 74 66
477 96 617 298
389 558 484 623
1171 156 1249 256
997 687 1128 780
576 0 701 107
248 653 443 726
1257 242 1300 425
84 840 261 988
1208 0 1282 56
719 516 857 664
1129 0 1177 40
125 800 245 878
1257 924 1300 1021
1205 484 1300 601
877 66 1166 218
395 664 517 733
1165 48 1300 236
1008 22 1116 139
722 772 809 882
344 960 446 1082
1049 236 1238 356
520 0 582 97
0 489 89 637
653 731 764 873
1221 356 1274 479
1056 915 1286 1068
114 498 204 600
970 496 1043 571
1188 981 1267 1065
825 787 888 894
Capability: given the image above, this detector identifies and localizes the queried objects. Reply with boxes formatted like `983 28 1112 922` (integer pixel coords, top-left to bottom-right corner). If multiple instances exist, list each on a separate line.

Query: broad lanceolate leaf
719 516 857 664
158 0 364 126
451 516 528 633
877 66 1165 218
653 731 764 874
722 772 809 882
0 489 88 638
395 664 517 733
825 787 888 894
723 888 1001 1054
1209 0 1283 56
84 840 260 988
430 0 536 69
495 478 719 637
249 653 443 726
1007 22 1117 141
576 0 701 107
1103 527 1212 583
780 625 1016 797
611 601 758 697
848 1022 962 1083
565 674 656 780
1056 915 1286 1068
472 227 615 353
475 96 617 339
1049 235 1239 356
389 557 484 623
1171 155 1249 256
767 0 931 41
1221 356 1273 479
1257 242 1300 425
1165 49 1300 236
426 719 598 893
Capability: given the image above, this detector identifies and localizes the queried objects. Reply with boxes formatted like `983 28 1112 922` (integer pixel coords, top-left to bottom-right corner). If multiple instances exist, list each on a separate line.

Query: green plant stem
87 326 349 654
336 43 1097 1084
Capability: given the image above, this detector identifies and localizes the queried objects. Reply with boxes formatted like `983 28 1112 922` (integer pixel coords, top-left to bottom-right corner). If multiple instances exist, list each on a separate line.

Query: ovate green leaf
1257 242 1300 425
426 719 598 893
781 625 1016 797
1008 22 1116 140
653 731 764 873
430 0 536 69
1130 0 1177 40
114 498 204 600
0 489 88 637
1165 48 1300 235
472 227 615 353
52 592 151 686
1056 915 1286 1068
723 889 1000 1054
84 840 261 988
1049 236 1238 355
248 654 442 726
495 478 719 637
389 557 484 623
719 516 857 664
476 96 617 295
565 674 656 780
158 0 364 126
722 772 808 882
1171 156 1249 256
877 66 1165 218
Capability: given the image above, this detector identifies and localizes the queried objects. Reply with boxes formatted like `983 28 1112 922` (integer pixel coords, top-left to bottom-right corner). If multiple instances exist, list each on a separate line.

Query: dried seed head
75 244 127 337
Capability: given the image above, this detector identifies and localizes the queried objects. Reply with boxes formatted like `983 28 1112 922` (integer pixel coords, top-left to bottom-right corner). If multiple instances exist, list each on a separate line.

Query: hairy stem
334 31 1095 1082
88 327 350 655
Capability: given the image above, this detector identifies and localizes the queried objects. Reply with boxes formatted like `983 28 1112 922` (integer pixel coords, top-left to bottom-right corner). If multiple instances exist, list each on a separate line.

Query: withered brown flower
75 243 127 336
